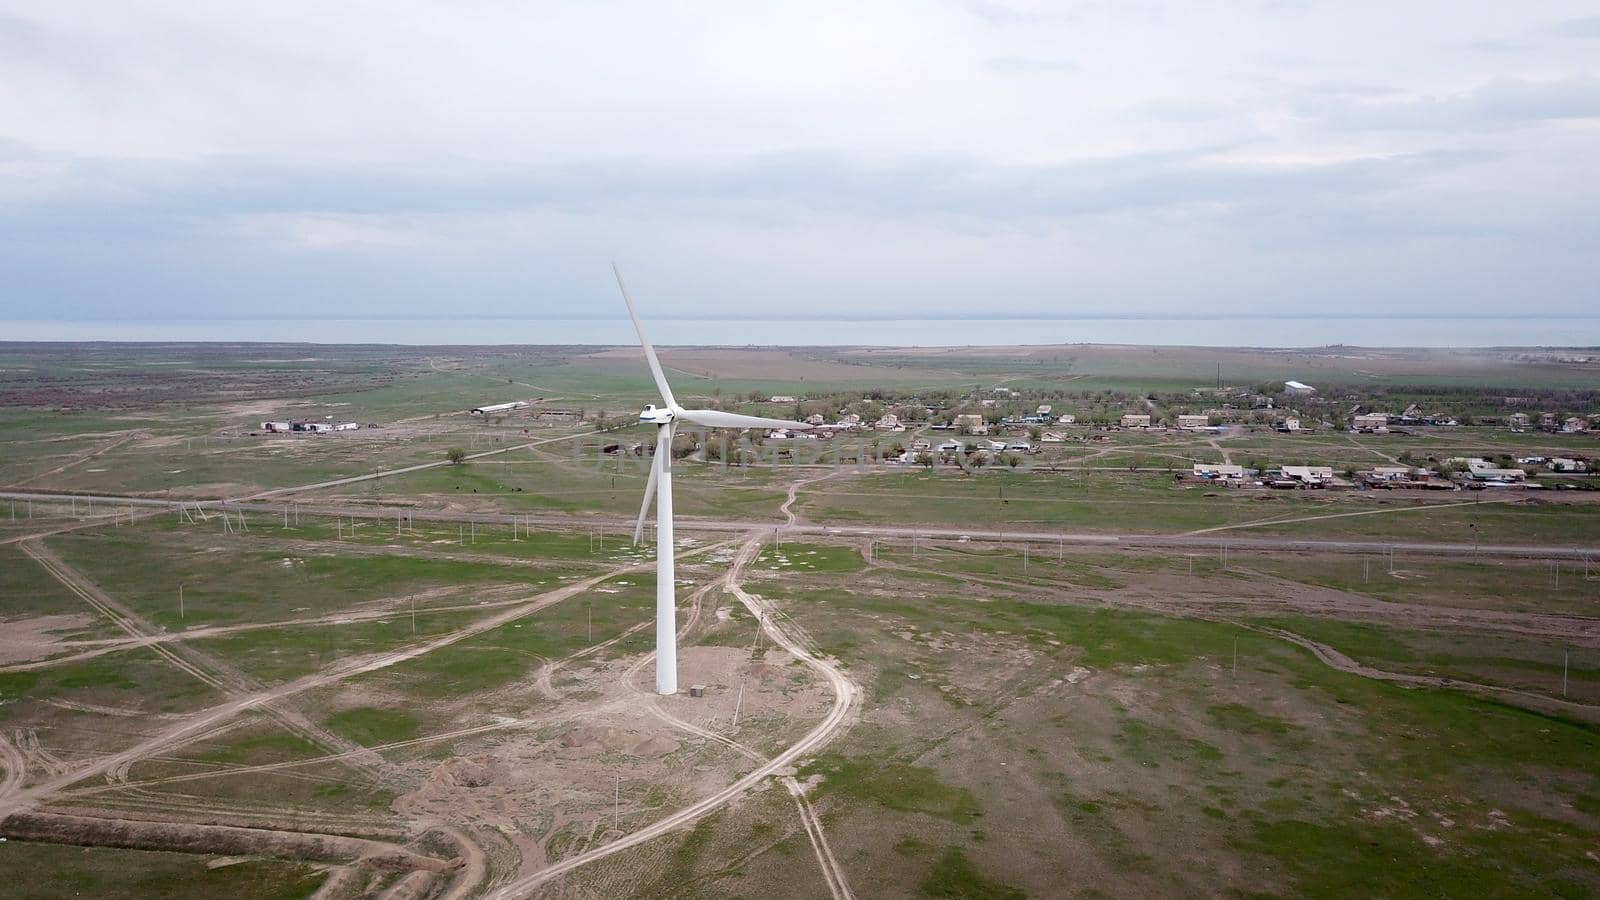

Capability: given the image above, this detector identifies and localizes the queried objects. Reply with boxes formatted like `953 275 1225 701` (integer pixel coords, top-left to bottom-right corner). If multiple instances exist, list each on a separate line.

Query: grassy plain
3 341 1598 897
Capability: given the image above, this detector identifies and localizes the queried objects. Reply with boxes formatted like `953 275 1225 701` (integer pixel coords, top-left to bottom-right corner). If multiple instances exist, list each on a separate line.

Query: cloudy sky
2 1 1597 327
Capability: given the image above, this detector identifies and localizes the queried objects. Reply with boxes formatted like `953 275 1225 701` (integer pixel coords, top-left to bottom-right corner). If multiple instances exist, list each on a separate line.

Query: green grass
323 707 421 746
801 753 983 824
920 846 1028 899
0 842 326 900
45 528 545 629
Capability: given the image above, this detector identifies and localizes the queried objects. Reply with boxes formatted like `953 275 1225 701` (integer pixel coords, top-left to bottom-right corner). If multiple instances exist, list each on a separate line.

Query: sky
1 1 1598 327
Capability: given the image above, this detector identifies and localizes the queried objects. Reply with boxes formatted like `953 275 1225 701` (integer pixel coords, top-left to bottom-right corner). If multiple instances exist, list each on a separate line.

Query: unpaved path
18 539 388 781
1184 495 1514 536
0 563 647 820
1255 625 1600 723
490 533 860 897
15 433 138 487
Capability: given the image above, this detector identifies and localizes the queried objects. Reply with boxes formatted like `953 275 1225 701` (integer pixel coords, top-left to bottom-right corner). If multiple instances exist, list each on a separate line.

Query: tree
446 447 466 465
915 451 934 468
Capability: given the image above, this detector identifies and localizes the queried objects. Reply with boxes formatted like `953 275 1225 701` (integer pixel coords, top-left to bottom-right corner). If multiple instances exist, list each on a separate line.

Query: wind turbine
614 264 812 695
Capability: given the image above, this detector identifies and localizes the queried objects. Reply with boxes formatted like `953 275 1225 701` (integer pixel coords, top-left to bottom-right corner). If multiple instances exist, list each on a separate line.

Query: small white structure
1036 404 1052 416
472 401 529 415
1176 414 1210 430
769 395 797 403
1279 416 1301 432
333 422 360 431
1041 431 1066 443
1057 414 1076 425
807 414 825 426
1120 413 1152 429
1193 463 1245 480
875 414 902 431
1549 457 1589 472
1006 440 1033 453
261 421 291 433
1284 381 1316 395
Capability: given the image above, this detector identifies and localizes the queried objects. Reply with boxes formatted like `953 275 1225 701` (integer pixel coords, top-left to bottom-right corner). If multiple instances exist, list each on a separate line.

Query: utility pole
733 677 746 727
179 584 184 619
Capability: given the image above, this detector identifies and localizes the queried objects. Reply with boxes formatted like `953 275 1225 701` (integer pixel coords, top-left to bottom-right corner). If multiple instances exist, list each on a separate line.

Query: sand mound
434 755 502 788
556 726 632 754
628 734 680 757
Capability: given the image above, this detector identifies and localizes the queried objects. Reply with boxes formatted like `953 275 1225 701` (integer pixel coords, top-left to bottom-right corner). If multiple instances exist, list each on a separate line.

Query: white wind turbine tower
614 265 813 695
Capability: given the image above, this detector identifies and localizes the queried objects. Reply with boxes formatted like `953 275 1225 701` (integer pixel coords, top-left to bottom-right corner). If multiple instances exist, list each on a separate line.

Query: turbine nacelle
639 404 675 425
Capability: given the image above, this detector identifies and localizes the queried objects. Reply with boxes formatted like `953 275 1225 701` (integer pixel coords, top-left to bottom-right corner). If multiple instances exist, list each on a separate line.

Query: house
1508 412 1531 429
806 414 825 426
838 413 862 426
1284 381 1316 395
875 414 903 431
333 422 360 431
1057 414 1076 425
1540 412 1558 429
769 395 797 403
1005 440 1033 453
1040 431 1066 443
1192 463 1245 481
1120 413 1152 429
983 439 1009 452
953 414 988 435
1563 417 1589 433
1549 457 1589 473
538 409 581 422
1036 405 1053 416
1352 413 1388 433
1176 414 1209 430
910 438 932 451
1281 465 1335 484
1367 466 1415 482
260 421 291 433
1278 416 1301 433
936 440 963 453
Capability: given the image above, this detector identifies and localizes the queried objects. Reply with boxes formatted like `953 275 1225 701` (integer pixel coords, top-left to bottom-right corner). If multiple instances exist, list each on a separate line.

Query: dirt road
490 532 860 897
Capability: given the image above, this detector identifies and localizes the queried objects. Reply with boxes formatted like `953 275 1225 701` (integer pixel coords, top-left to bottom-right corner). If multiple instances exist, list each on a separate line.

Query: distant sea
3 317 1599 348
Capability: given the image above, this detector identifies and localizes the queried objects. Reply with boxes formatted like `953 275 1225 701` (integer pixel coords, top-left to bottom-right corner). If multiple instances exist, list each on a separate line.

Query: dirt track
490 530 861 897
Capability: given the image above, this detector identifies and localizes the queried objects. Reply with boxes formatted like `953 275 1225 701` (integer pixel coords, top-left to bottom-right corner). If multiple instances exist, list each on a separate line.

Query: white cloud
0 0 1595 322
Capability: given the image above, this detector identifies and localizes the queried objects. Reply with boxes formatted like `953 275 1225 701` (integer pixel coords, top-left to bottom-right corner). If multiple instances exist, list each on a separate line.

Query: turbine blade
634 447 660 545
612 263 678 410
675 409 814 430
